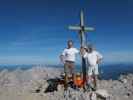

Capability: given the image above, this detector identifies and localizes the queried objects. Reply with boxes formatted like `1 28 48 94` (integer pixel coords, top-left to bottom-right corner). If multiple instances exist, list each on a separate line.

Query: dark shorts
64 61 75 75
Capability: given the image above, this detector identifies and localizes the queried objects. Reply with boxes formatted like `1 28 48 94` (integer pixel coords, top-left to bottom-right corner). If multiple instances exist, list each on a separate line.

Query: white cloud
0 51 132 65
103 52 133 63
0 56 47 65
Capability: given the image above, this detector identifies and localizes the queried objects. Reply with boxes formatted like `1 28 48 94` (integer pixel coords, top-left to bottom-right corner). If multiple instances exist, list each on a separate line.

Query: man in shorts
60 40 79 90
81 45 103 89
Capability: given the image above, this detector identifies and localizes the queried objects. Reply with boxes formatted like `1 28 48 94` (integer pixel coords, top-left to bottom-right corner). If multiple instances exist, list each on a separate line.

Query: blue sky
0 0 132 64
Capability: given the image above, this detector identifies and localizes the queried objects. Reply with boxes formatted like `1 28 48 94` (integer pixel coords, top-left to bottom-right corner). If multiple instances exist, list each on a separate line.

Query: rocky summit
0 66 133 100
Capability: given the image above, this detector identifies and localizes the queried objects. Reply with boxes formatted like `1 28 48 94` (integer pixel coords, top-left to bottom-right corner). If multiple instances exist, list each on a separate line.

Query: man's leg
69 62 75 81
86 66 93 90
93 74 97 90
64 62 69 90
93 65 99 90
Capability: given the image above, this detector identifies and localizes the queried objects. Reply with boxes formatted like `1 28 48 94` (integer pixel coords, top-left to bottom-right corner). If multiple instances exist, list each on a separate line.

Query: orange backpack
74 75 83 87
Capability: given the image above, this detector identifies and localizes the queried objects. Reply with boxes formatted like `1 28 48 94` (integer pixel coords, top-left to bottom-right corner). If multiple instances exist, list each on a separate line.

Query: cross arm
84 27 95 31
68 26 81 31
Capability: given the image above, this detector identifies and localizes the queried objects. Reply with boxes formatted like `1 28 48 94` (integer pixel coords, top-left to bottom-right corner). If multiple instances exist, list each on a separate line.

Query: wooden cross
68 10 94 47
68 10 95 86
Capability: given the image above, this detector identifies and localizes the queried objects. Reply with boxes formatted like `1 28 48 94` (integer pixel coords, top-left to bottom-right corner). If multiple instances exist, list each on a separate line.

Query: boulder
96 89 110 98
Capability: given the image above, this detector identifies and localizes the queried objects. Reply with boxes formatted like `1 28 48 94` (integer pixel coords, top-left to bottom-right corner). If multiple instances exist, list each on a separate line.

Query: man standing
60 40 79 90
81 45 103 90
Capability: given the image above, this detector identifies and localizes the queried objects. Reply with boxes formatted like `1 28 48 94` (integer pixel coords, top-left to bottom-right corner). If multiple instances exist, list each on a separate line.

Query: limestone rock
96 89 110 98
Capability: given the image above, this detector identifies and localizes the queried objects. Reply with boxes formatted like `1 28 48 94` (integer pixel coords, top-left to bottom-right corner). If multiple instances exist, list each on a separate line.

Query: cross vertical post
68 10 95 86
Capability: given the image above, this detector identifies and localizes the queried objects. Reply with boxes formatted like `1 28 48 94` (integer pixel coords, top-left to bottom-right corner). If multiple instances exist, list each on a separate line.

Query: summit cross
68 10 95 86
68 10 95 47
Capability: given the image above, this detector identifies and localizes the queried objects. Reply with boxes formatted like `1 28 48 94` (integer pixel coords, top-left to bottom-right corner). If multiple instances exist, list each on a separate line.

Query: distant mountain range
0 63 133 80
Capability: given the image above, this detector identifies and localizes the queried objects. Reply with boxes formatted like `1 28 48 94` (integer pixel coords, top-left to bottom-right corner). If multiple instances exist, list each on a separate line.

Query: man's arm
59 49 66 64
59 55 65 64
74 48 79 54
80 47 87 58
96 52 103 64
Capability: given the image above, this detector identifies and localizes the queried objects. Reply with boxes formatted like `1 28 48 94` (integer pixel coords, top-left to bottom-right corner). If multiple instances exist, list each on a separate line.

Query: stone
96 89 110 98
